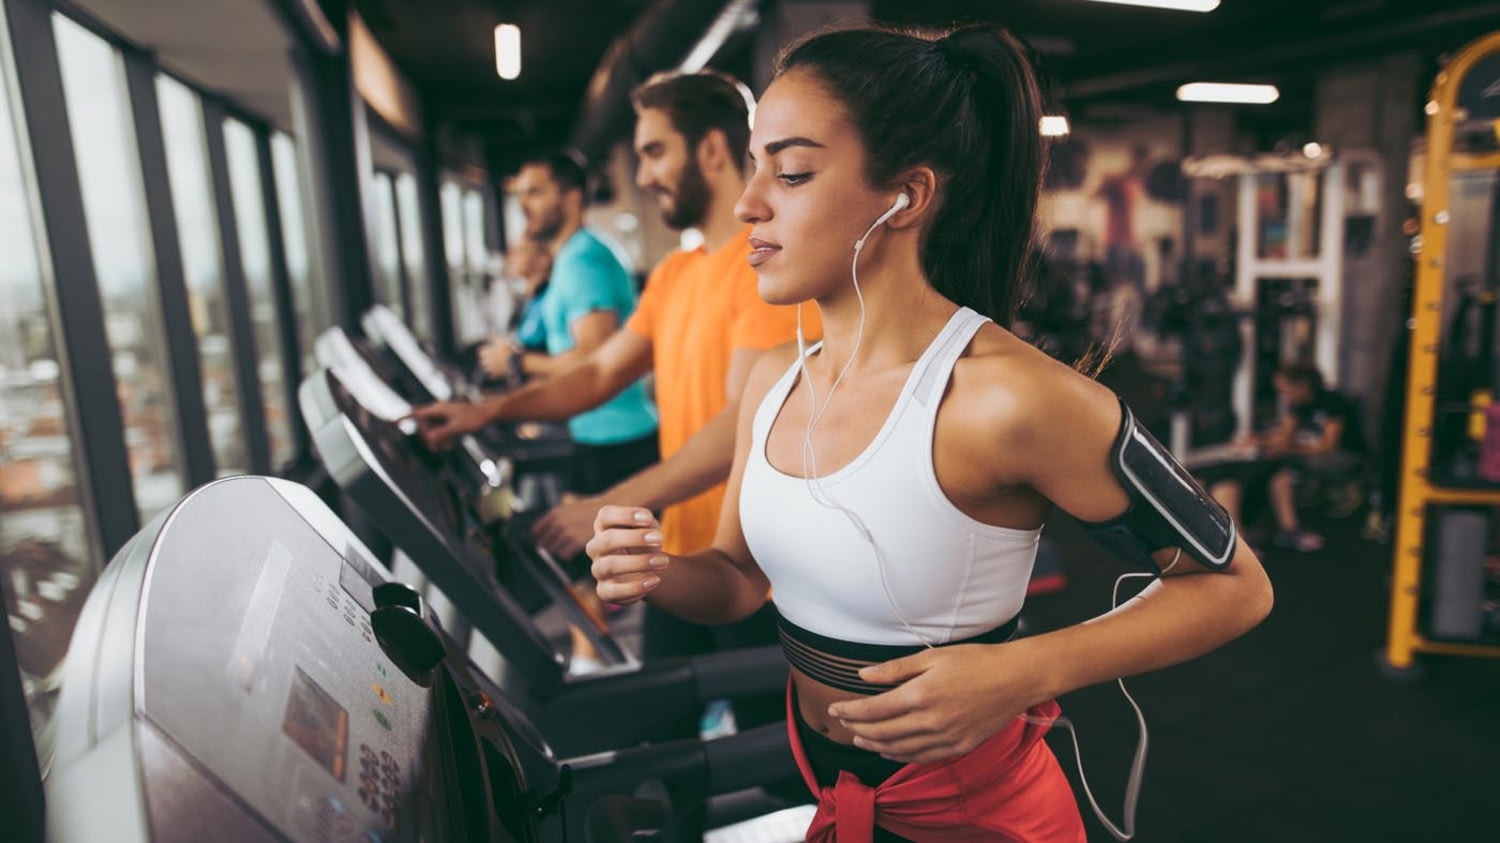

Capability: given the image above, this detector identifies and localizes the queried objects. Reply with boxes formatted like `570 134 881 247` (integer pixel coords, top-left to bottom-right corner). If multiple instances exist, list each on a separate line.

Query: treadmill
362 304 478 402
349 312 573 469
300 367 789 758
299 364 603 666
39 476 795 842
314 325 565 505
312 327 510 498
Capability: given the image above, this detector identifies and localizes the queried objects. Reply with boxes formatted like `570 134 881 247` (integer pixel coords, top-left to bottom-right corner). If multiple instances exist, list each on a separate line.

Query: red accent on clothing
787 685 1086 842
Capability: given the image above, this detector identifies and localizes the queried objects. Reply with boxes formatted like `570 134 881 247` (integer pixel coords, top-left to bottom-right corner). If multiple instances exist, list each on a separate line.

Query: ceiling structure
878 0 1499 99
359 0 1500 158
353 0 657 148
70 0 300 130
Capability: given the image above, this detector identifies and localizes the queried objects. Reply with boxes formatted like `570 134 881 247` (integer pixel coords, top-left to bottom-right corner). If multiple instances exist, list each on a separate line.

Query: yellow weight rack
1385 30 1500 676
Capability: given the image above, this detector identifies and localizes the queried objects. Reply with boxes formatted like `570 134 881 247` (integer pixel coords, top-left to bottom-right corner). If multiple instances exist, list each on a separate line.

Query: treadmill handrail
562 722 794 802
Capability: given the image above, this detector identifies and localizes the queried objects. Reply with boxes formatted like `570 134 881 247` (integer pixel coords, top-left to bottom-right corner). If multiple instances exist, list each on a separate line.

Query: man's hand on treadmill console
407 401 490 450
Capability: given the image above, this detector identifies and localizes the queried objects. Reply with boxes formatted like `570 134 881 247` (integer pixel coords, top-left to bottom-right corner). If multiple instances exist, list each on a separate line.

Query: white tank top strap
749 347 814 446
751 308 984 448
910 307 990 408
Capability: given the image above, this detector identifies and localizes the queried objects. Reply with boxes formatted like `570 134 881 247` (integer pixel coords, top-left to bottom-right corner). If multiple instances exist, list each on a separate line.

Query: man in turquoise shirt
510 151 659 496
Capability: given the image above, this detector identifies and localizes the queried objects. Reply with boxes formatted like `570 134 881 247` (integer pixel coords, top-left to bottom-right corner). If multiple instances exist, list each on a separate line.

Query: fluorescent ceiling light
1040 115 1071 137
495 24 521 80
1176 82 1280 104
1086 0 1220 10
679 0 758 72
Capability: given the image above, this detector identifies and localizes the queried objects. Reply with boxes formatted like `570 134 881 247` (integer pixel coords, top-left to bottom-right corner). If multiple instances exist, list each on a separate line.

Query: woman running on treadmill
587 24 1273 841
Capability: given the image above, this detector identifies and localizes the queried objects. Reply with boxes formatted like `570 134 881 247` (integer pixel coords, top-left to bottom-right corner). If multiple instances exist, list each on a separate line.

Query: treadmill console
313 328 415 423
44 477 537 843
352 309 571 468
363 305 467 403
323 370 473 536
301 367 568 691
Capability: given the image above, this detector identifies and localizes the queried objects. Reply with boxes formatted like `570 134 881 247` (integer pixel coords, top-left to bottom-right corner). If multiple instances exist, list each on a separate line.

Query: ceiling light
1086 0 1220 11
1040 115 1071 137
495 24 521 80
679 0 758 72
1176 82 1280 104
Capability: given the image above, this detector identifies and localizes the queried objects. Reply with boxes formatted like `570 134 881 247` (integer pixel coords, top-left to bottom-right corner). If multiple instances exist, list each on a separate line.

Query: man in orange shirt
411 70 817 730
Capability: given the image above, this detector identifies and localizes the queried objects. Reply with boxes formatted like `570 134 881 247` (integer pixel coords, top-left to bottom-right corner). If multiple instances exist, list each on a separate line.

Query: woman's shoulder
948 323 1122 446
741 341 803 403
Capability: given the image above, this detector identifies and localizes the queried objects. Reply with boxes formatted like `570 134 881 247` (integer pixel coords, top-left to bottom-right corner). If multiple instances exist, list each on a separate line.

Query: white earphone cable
1018 548 1179 842
797 197 933 647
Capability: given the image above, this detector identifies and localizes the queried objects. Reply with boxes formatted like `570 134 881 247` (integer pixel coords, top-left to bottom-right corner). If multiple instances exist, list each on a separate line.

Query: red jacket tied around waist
788 694 1086 842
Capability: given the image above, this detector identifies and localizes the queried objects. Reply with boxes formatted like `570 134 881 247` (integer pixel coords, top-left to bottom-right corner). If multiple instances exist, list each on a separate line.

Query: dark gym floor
1030 511 1500 843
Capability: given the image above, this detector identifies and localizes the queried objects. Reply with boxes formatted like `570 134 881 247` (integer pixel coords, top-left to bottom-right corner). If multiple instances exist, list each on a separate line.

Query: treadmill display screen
340 554 380 615
282 667 348 782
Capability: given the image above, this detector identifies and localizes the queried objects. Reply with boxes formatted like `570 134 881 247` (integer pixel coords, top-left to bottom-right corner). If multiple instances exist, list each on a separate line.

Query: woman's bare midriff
791 665 877 746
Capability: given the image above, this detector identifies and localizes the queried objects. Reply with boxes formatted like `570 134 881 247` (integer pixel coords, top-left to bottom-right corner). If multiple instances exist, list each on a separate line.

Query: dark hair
1276 361 1325 393
630 69 753 166
776 25 1046 328
520 150 588 196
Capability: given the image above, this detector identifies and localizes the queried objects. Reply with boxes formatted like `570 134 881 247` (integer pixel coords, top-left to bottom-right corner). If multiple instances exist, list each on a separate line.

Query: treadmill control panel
126 480 499 841
323 371 473 541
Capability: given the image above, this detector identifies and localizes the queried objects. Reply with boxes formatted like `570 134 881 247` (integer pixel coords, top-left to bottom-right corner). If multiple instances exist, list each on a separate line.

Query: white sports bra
740 307 1041 652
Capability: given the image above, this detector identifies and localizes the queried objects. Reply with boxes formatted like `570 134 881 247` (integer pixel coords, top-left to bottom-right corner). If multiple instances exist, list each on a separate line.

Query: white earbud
853 192 910 252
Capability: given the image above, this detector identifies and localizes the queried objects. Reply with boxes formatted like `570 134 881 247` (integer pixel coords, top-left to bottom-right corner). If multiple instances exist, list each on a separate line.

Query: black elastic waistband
776 610 1019 696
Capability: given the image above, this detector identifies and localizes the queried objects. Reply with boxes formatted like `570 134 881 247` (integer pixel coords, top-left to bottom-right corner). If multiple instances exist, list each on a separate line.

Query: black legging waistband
776 610 1019 695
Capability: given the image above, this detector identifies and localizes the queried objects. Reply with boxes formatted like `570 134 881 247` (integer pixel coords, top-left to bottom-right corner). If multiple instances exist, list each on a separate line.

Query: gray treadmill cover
43 476 533 843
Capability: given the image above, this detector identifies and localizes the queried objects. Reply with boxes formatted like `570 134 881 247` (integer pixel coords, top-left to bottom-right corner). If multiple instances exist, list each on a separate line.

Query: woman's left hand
826 641 1051 765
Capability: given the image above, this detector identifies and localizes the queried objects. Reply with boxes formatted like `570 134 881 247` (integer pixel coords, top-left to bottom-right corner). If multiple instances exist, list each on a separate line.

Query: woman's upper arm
1010 366 1132 524
1010 363 1257 576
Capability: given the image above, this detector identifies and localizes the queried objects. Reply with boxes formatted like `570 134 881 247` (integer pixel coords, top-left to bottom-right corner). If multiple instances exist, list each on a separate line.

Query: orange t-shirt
626 227 820 554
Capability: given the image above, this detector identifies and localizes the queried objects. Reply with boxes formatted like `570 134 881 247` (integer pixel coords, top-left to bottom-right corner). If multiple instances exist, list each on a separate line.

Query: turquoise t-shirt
540 229 658 445
516 293 548 349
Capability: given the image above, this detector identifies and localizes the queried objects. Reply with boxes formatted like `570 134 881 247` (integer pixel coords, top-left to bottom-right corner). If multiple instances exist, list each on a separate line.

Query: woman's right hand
587 506 670 605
